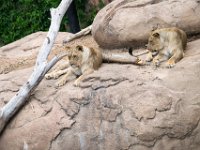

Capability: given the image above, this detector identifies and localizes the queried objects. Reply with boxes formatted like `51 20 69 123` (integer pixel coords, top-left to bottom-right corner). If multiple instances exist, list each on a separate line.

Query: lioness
45 44 141 87
45 45 102 87
145 27 187 68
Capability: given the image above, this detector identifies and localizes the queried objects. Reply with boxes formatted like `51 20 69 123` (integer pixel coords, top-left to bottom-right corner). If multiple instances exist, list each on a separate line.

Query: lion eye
73 56 78 60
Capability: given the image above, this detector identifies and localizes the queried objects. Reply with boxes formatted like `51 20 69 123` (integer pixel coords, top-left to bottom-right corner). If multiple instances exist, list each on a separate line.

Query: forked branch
0 0 73 134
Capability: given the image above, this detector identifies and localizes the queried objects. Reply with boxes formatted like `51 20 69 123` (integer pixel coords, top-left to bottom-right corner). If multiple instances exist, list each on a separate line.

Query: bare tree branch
63 25 92 43
0 0 73 134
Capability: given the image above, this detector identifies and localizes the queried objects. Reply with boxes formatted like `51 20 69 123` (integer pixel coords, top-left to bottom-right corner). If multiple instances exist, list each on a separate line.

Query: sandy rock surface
92 0 200 48
0 32 200 150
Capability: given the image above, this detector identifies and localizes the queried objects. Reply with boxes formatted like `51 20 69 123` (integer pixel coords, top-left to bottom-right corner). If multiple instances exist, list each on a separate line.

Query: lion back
168 27 187 50
89 47 103 70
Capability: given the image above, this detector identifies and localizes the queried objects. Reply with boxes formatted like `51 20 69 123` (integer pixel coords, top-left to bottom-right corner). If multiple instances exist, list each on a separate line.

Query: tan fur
144 27 187 68
45 45 102 87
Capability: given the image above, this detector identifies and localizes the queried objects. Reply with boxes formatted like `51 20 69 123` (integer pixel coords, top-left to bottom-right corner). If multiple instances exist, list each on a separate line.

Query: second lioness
45 45 102 87
145 27 187 67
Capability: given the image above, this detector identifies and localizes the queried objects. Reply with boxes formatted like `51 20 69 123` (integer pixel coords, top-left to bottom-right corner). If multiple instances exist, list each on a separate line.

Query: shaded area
66 1 80 33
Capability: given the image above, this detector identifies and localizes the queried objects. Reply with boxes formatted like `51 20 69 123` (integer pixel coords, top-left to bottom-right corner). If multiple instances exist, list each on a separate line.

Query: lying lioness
145 27 187 68
45 45 102 87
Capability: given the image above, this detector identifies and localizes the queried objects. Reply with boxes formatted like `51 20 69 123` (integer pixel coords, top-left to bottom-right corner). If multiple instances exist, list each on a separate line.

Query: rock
92 0 200 48
0 32 200 149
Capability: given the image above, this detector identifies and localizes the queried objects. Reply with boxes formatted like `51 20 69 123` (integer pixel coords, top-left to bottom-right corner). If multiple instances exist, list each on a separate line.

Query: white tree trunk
0 0 73 134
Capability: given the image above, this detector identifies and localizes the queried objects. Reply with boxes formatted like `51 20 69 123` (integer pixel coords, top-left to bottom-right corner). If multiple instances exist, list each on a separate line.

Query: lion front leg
74 69 94 87
56 67 77 87
45 61 70 79
152 53 168 67
166 50 184 68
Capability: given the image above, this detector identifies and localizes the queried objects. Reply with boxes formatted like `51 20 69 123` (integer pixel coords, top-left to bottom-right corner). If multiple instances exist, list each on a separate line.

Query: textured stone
92 0 200 48
0 32 200 150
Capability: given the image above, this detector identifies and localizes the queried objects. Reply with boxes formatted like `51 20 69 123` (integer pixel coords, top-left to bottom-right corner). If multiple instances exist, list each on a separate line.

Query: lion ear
152 32 160 37
151 25 158 32
76 45 83 51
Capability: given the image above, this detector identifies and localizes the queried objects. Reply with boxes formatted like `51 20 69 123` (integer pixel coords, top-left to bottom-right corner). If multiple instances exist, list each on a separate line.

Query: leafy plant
0 0 105 45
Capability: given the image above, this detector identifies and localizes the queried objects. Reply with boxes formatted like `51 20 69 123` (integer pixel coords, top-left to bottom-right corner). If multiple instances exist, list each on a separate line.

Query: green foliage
75 0 105 28
0 0 105 46
0 0 61 45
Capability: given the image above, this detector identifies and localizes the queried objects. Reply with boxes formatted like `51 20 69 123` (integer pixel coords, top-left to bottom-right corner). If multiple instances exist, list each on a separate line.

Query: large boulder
92 0 200 48
0 32 200 150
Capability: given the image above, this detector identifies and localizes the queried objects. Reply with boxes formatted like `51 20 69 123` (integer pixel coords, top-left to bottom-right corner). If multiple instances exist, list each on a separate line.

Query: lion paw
45 74 52 80
45 73 60 80
55 79 66 87
165 61 175 68
152 59 160 66
137 59 145 65
74 79 81 87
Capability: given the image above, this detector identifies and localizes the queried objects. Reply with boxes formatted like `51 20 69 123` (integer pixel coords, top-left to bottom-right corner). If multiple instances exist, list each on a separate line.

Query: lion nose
146 44 151 50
